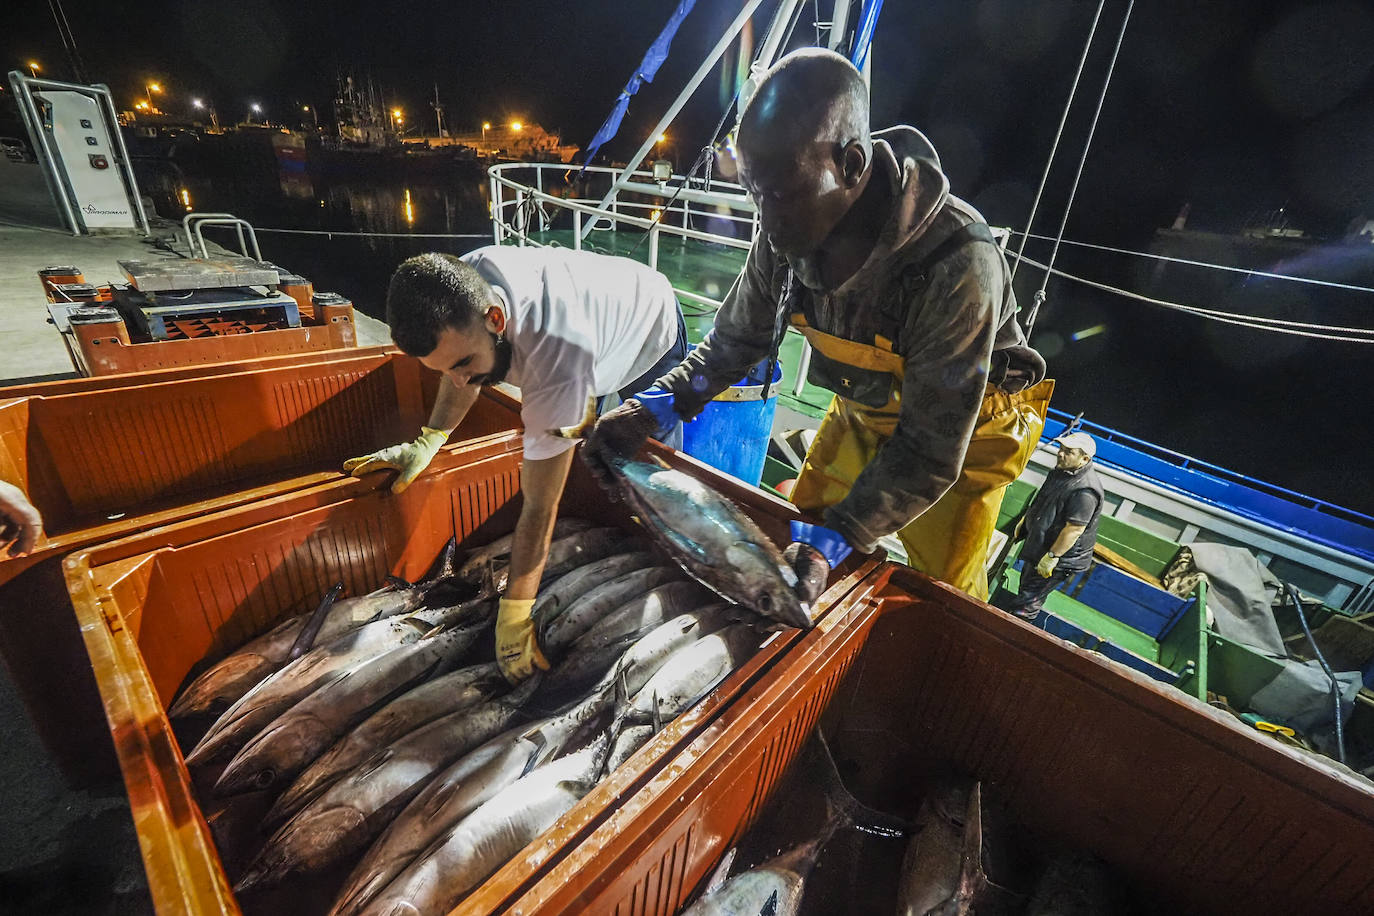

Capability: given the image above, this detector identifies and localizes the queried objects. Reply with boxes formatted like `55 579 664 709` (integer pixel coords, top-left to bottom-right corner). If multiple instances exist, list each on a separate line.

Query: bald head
738 48 870 156
733 49 875 260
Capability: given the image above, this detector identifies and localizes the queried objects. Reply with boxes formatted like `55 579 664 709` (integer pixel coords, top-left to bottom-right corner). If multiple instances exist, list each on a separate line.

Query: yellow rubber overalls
787 241 1053 601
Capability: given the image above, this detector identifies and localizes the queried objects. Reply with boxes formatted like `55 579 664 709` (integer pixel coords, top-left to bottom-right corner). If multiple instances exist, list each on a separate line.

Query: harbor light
145 81 162 107
180 188 192 211
510 120 523 131
657 133 667 144
192 98 204 108
27 61 39 78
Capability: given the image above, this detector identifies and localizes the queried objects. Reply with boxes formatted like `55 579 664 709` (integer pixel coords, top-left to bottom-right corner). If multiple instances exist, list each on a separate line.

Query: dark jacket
656 126 1045 552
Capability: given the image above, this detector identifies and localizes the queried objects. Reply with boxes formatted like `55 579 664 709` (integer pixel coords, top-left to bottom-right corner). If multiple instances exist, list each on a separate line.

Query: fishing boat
481 0 1374 778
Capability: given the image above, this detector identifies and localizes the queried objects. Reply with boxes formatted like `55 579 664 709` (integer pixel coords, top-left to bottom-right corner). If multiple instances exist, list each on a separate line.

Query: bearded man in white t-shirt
344 246 687 683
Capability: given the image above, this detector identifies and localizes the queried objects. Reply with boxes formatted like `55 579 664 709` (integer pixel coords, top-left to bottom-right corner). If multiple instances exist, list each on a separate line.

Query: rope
1015 254 1374 343
1026 0 1134 337
625 0 803 258
1289 582 1346 764
1008 0 1106 284
253 227 491 240
1009 230 1374 296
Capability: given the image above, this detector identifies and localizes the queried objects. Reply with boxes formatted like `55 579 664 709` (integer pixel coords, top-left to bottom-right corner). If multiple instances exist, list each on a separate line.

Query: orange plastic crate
0 350 520 781
0 345 402 400
0 350 517 584
63 294 361 377
511 564 1374 916
62 440 873 916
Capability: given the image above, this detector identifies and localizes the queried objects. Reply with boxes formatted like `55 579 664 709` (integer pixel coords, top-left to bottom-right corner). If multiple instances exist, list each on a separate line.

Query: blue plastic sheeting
1043 409 1374 563
1027 609 1181 686
848 0 885 71
578 0 698 172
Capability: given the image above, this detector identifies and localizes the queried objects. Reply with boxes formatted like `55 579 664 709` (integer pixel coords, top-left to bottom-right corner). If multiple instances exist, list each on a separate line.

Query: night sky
6 0 1374 513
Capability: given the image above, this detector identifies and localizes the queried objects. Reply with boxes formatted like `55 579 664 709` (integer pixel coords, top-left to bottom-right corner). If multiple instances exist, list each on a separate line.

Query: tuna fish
531 549 661 633
265 663 508 830
681 833 825 916
606 722 656 773
351 725 620 916
235 677 540 892
332 608 728 916
330 692 610 916
558 408 810 630
456 517 595 582
539 565 684 652
897 779 1034 916
213 620 485 797
602 622 763 768
629 623 762 722
168 538 461 718
543 600 739 699
611 458 811 629
896 780 983 916
186 597 491 766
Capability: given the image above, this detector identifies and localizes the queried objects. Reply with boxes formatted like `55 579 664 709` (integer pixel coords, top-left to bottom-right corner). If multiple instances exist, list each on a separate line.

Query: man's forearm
1050 523 1087 557
503 450 576 601
504 508 558 601
427 376 482 433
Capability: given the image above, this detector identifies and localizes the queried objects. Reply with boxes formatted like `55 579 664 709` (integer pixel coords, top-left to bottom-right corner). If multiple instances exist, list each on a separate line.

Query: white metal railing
488 162 756 272
489 161 815 399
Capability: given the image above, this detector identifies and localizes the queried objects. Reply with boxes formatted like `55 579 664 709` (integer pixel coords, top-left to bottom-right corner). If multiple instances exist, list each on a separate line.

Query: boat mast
432 83 446 137
580 0 784 239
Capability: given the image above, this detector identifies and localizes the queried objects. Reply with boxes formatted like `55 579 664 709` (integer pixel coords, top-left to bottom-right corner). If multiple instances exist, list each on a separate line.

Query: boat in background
480 0 1374 776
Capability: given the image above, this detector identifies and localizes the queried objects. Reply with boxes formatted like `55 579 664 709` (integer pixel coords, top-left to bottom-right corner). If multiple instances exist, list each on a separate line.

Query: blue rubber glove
632 387 678 432
789 521 853 569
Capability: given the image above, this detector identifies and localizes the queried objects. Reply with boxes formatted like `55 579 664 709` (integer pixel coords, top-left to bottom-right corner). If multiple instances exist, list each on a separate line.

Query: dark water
133 139 496 322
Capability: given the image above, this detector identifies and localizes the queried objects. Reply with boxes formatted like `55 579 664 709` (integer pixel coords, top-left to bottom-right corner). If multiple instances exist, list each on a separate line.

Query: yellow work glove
1035 552 1060 578
342 427 449 493
495 598 549 684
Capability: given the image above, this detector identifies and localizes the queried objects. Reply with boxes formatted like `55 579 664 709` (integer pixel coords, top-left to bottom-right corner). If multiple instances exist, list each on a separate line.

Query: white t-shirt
462 246 679 460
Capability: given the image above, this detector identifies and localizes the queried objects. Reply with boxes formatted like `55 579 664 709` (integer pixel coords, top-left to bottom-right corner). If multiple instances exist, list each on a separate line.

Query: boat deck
521 228 830 422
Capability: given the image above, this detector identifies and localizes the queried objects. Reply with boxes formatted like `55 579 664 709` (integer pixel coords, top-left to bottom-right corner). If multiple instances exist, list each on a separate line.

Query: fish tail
288 582 344 661
547 395 599 440
813 732 910 839
422 536 459 583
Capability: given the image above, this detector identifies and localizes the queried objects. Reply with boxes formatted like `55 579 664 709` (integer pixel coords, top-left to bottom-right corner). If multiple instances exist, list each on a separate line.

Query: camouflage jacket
655 126 1046 553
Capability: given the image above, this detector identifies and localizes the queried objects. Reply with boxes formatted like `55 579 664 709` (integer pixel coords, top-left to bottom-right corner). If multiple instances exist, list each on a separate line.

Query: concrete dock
0 155 393 913
0 154 392 386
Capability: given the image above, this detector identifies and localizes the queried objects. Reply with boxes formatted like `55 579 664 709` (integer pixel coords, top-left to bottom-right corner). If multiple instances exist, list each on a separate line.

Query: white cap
1057 431 1096 458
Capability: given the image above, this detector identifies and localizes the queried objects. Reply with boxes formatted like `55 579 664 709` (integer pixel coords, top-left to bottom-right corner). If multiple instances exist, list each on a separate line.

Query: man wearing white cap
1004 431 1103 620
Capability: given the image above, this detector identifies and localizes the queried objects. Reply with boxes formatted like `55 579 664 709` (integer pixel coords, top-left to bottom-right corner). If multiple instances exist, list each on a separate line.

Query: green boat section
522 228 829 421
510 228 1359 755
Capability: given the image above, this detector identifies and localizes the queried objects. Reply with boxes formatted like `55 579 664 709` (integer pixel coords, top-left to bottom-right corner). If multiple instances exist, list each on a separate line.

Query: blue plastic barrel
681 358 783 486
